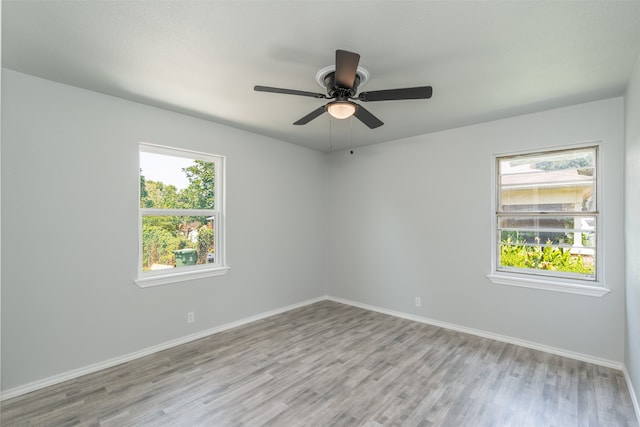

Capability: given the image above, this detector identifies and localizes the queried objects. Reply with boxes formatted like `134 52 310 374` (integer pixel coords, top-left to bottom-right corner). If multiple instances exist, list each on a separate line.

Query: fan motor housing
323 72 360 98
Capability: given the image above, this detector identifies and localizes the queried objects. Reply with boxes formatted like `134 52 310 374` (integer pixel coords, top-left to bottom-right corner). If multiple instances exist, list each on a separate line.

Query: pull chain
329 117 333 151
349 116 354 155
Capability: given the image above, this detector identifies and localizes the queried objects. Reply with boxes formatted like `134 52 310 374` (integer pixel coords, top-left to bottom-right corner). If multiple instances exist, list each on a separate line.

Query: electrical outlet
187 312 195 323
415 297 421 307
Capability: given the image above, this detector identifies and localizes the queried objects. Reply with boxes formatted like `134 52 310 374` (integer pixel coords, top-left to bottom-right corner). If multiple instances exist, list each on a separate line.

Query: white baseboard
624 367 640 424
327 296 625 370
0 296 326 401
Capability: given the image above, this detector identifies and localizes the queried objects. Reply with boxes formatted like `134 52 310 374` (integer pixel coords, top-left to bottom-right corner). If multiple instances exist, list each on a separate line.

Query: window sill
486 273 610 297
135 266 230 288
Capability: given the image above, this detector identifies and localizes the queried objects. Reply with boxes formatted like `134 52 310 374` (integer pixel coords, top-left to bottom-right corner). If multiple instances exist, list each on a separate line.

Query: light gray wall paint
1 70 327 391
327 98 626 363
1 67 631 395
625 54 640 411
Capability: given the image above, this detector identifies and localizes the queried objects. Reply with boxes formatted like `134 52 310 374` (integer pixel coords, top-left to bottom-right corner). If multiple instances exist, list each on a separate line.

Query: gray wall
625 54 640 414
1 67 634 402
327 97 626 363
1 70 328 391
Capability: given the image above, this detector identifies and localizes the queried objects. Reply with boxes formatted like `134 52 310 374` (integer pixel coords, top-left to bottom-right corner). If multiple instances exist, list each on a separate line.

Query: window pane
140 152 215 210
496 146 598 281
499 229 596 247
499 147 595 212
498 215 596 246
498 213 596 277
142 215 216 271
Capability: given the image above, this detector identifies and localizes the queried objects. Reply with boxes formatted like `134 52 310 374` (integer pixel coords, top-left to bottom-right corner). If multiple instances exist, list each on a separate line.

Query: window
136 144 228 287
489 145 607 296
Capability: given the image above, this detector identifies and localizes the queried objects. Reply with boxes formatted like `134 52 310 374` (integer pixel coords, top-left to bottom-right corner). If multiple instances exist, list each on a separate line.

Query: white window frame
487 143 609 297
135 143 229 288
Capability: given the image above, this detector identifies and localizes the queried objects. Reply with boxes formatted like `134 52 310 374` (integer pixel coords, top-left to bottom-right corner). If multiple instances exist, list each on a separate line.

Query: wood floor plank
2 301 637 426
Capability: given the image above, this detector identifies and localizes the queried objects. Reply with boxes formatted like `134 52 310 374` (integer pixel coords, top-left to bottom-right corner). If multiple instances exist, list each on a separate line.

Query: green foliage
140 160 214 210
140 173 152 207
141 180 181 208
196 225 214 264
142 226 180 270
181 160 215 209
500 237 594 275
143 215 181 235
535 154 594 176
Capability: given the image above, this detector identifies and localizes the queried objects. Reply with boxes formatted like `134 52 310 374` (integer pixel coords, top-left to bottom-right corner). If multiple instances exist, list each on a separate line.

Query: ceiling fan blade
358 86 433 102
353 104 384 129
335 49 360 90
293 105 327 125
254 85 327 99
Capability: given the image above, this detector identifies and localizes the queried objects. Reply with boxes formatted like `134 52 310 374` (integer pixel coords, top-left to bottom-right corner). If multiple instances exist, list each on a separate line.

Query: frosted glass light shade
327 102 356 119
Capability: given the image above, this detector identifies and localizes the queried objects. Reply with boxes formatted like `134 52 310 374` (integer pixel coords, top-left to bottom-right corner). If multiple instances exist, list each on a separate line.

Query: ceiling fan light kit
254 49 432 129
327 101 356 119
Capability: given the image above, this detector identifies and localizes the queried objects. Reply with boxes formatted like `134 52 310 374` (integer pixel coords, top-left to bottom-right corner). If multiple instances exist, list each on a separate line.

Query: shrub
196 225 214 264
500 237 593 275
142 225 181 270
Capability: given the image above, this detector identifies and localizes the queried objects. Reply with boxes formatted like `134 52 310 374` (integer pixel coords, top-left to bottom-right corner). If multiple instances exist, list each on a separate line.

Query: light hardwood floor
2 300 638 426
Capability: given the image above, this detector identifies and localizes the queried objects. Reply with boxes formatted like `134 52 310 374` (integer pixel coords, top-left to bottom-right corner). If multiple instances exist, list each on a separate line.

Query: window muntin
138 144 225 283
496 146 597 281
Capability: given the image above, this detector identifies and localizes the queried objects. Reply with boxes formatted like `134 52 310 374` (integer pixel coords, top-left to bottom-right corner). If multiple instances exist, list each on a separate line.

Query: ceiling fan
254 49 433 129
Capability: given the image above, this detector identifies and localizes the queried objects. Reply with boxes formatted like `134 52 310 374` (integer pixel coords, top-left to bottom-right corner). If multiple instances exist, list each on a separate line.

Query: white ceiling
3 1 640 152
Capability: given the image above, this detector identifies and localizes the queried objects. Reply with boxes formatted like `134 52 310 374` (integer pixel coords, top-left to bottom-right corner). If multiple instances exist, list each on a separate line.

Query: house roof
501 168 594 191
